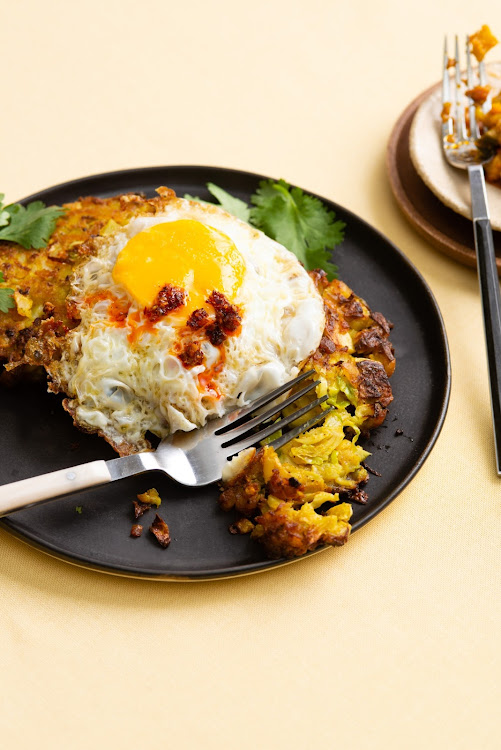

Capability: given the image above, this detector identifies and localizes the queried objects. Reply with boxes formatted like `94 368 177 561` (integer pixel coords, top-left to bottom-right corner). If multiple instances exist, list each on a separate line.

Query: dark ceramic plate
0 166 451 580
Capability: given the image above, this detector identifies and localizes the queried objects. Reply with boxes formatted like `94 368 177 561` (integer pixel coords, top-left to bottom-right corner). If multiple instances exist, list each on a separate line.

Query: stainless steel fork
442 35 501 475
0 370 332 516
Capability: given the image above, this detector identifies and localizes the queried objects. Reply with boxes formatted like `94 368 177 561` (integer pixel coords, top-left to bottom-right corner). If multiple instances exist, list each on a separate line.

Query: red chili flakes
149 514 171 548
174 291 240 371
144 284 186 322
130 524 143 538
178 340 205 368
187 308 209 330
108 296 130 323
207 290 241 334
201 291 242 347
205 323 226 346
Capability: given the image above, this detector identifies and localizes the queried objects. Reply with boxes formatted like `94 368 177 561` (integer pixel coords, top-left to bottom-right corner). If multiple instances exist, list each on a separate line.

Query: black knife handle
473 216 501 475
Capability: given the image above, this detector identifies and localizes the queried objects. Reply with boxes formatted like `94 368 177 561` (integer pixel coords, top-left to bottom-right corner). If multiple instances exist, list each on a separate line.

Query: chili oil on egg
48 197 326 455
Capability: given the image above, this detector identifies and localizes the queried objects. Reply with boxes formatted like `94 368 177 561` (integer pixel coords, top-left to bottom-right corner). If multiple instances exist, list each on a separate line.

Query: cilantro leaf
184 184 251 222
206 183 250 222
0 271 15 314
0 200 65 250
183 193 205 203
250 179 344 279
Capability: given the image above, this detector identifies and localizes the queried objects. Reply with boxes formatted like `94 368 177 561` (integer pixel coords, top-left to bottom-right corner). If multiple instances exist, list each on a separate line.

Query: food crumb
149 514 171 548
395 428 404 436
130 524 143 538
137 488 162 507
133 499 151 519
229 518 255 535
75 506 83 514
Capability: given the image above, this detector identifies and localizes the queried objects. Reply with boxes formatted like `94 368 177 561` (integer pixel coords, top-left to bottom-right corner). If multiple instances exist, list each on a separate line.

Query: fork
442 35 501 475
0 370 332 516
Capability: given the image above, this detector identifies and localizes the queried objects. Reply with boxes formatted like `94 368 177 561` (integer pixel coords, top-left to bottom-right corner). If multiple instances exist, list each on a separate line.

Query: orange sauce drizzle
83 290 131 324
126 309 158 345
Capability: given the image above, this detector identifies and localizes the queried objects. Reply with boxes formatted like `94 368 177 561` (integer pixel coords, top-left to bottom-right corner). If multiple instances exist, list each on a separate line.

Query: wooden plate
386 86 501 274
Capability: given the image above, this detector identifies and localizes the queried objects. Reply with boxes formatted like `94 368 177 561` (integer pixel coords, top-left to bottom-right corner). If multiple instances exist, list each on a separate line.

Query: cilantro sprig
184 182 251 223
0 271 15 314
0 193 65 250
250 180 344 280
184 179 345 279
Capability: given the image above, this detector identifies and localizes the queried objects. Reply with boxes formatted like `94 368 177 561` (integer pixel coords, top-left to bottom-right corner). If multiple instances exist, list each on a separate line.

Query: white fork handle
0 460 112 517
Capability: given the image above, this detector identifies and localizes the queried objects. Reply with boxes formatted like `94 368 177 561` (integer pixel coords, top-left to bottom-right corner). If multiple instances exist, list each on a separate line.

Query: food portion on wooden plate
387 24 501 273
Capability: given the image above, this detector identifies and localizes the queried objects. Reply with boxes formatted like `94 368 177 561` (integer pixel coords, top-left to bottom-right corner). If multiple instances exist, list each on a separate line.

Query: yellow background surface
1 1 500 748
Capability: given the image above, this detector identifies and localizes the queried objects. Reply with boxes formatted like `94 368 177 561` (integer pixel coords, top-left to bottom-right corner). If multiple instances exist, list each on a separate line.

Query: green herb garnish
250 180 343 280
184 183 251 222
0 271 15 314
205 183 251 222
0 193 65 250
184 179 344 279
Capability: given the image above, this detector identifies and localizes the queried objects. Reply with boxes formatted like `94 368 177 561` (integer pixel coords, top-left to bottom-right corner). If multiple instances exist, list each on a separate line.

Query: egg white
49 198 325 454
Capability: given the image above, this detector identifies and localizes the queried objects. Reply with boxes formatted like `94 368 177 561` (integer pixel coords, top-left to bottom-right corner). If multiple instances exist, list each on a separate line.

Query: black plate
0 166 451 580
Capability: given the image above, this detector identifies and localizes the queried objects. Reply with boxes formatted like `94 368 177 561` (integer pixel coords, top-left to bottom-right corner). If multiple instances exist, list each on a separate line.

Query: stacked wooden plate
386 63 501 274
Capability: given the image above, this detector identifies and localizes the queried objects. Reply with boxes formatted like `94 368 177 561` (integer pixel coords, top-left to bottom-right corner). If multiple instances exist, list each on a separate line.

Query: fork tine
222 396 330 456
442 37 454 140
454 35 467 141
217 378 321 441
269 405 336 452
479 57 493 113
442 36 450 102
466 35 479 139
215 369 315 433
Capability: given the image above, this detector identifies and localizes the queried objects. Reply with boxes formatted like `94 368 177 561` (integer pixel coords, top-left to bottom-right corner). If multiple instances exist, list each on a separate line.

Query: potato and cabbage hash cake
0 190 176 369
219 271 395 558
0 188 395 560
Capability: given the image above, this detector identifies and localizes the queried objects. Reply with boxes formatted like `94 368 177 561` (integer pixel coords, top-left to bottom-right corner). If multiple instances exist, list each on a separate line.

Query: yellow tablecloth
1 2 500 748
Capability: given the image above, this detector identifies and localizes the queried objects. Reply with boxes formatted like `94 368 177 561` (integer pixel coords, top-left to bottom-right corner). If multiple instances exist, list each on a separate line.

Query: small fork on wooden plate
442 34 501 475
0 370 332 516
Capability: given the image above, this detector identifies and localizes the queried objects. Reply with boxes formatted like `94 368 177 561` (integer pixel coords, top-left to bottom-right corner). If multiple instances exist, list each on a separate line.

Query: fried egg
49 196 325 454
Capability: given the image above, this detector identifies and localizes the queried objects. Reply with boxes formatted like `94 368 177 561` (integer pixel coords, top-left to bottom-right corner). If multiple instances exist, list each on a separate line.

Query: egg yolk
112 220 245 316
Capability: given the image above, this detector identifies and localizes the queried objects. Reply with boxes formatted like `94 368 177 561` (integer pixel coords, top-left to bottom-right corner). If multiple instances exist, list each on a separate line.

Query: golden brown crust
219 275 395 559
252 501 350 559
0 188 178 365
219 448 267 516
